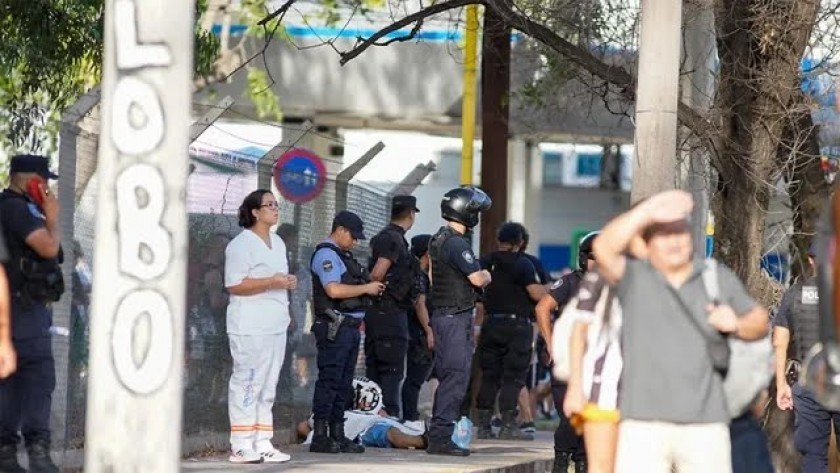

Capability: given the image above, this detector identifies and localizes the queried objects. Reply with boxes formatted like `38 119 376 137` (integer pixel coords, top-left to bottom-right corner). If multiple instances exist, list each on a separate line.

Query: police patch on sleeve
462 251 474 264
322 259 334 272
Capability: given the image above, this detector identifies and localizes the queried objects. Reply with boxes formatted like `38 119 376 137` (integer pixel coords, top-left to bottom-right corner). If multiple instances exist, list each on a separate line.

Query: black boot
574 458 587 473
475 410 494 439
497 411 534 441
309 419 341 454
26 441 58 473
329 421 364 454
426 439 470 457
552 452 571 473
0 444 24 473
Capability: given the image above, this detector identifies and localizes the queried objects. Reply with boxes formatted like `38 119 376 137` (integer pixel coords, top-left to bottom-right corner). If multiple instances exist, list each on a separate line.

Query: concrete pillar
631 0 683 203
507 139 543 250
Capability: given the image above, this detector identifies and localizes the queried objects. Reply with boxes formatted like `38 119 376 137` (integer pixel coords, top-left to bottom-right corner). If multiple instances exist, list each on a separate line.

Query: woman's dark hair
238 189 273 228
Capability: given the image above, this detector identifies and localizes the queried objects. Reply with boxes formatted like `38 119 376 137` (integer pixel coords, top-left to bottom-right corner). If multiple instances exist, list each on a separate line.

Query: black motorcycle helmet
577 231 600 271
441 186 492 228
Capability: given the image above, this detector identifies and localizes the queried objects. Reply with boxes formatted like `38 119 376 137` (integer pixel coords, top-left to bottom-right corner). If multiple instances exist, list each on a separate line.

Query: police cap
10 154 59 179
333 210 366 240
392 195 419 217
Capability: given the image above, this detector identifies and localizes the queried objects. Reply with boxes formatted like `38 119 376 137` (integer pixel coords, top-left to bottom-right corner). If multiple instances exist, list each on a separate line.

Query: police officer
426 186 492 457
365 195 420 417
774 243 833 473
309 211 385 454
0 154 64 473
475 222 547 441
401 234 434 430
535 231 598 473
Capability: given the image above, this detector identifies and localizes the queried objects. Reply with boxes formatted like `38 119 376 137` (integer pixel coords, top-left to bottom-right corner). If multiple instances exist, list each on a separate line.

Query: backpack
701 260 774 419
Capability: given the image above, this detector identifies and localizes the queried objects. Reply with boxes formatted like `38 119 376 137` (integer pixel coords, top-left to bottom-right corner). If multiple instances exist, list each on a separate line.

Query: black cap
411 234 432 258
10 154 58 179
333 210 366 240
392 195 420 214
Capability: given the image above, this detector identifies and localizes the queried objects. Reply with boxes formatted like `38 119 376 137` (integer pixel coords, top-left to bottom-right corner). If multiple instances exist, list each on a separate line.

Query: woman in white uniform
224 189 297 464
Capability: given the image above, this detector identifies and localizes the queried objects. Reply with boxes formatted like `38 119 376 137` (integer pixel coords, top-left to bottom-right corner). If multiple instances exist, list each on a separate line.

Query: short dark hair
238 189 273 228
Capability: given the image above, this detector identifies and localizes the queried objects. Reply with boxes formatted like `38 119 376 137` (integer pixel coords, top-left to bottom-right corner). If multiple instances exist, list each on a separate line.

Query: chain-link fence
56 91 426 457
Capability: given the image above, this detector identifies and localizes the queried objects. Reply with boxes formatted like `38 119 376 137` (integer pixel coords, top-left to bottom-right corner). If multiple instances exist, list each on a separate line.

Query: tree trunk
479 6 511 254
711 0 818 304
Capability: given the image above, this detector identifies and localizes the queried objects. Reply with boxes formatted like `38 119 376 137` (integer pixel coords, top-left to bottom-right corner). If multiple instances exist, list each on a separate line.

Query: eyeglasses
261 201 280 210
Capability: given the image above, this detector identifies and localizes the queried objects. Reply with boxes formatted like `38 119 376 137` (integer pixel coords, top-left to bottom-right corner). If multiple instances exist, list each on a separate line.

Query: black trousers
401 324 433 421
0 335 55 446
551 382 585 461
475 316 532 413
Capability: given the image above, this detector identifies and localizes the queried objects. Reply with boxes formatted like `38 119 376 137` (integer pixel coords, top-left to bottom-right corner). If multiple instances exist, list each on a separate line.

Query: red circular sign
272 148 327 204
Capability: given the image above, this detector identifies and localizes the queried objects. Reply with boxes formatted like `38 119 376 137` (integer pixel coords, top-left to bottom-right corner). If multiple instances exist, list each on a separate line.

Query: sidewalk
182 432 555 473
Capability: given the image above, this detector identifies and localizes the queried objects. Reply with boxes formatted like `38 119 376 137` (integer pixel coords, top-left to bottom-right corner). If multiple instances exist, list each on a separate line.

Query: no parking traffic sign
273 148 327 204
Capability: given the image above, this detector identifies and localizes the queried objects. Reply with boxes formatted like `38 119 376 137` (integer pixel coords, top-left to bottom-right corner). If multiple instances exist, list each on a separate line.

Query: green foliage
245 68 283 121
0 0 220 157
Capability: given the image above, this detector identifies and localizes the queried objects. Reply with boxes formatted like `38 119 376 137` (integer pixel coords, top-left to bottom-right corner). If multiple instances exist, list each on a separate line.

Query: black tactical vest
789 275 821 361
429 226 476 312
369 224 419 308
311 242 372 315
482 251 535 318
0 191 64 305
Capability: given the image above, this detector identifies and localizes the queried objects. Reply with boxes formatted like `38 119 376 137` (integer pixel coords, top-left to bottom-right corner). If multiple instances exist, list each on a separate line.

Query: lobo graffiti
86 0 193 471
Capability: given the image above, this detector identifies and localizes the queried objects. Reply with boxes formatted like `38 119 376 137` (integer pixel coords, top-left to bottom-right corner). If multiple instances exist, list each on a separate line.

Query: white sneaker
402 420 425 433
229 448 263 464
259 448 291 463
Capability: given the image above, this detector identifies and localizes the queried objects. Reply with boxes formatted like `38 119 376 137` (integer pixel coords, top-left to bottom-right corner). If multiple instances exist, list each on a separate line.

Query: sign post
85 0 193 471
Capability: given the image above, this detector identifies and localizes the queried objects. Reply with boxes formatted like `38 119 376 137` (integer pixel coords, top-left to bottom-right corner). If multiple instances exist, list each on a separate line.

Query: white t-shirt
224 229 290 335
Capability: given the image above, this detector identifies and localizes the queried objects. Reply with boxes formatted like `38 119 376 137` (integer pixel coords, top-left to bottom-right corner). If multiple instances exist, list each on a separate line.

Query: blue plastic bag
451 416 473 449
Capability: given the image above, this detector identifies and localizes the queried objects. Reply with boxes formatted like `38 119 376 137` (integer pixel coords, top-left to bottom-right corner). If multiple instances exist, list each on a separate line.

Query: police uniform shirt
0 189 51 338
224 229 290 335
311 238 365 319
479 253 541 311
774 280 820 358
439 234 481 279
523 252 552 284
370 224 410 273
548 271 584 309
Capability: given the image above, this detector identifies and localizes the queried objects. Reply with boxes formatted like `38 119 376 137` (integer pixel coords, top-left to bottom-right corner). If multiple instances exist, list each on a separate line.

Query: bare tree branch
258 0 298 26
339 0 475 65
374 18 425 46
336 0 713 143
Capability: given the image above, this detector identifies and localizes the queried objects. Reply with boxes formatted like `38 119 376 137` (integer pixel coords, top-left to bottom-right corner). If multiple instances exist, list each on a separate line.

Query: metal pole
85 0 193 470
334 142 385 211
460 5 480 186
630 0 683 203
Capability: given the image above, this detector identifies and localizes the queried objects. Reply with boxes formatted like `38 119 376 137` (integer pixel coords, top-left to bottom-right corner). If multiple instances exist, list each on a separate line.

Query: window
543 151 563 185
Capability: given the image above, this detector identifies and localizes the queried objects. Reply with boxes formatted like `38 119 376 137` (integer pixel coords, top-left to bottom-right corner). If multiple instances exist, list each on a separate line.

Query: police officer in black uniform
400 234 434 428
426 186 492 457
365 195 420 417
773 244 833 473
535 231 598 473
475 222 547 441
309 211 385 454
0 155 64 473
